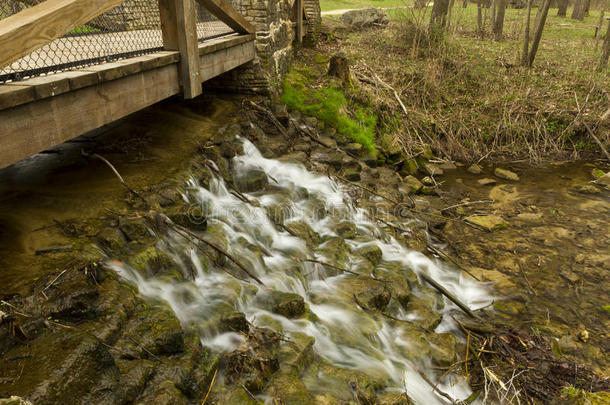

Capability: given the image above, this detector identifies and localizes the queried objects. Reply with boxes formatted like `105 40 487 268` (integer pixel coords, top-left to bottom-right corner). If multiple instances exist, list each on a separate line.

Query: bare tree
572 0 585 20
430 0 451 29
595 9 605 37
522 0 532 65
527 0 551 66
599 19 610 71
477 0 484 34
557 0 568 16
493 0 507 38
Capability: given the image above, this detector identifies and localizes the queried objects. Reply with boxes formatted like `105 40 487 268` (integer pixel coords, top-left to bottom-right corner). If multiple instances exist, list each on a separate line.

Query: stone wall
209 0 321 95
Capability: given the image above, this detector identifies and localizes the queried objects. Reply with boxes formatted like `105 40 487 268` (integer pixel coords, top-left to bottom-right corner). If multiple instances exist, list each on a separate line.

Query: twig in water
419 272 477 318
515 258 536 296
201 368 218 405
440 200 494 212
416 369 458 404
334 174 400 205
81 150 148 205
301 258 361 276
164 218 265 285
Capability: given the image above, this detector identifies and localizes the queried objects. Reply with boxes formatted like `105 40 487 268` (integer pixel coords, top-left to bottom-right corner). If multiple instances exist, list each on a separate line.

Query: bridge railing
0 0 252 91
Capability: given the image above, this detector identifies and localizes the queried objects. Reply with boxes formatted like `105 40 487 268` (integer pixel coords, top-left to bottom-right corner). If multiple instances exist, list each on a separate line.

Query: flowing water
109 139 494 404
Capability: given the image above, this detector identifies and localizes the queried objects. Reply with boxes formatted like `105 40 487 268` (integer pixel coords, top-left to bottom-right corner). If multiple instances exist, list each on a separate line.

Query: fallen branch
301 258 361 276
583 122 610 161
419 272 477 318
416 369 458 404
163 217 265 285
201 368 218 405
81 150 149 205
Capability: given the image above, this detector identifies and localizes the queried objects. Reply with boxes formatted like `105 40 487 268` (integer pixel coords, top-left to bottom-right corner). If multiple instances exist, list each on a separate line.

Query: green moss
281 71 377 155
602 305 610 314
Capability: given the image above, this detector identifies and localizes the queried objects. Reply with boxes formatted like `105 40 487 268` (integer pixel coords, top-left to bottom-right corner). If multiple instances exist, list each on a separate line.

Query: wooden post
159 0 202 99
297 0 304 43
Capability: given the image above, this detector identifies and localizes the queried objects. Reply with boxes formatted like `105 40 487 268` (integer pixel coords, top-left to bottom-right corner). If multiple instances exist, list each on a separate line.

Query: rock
575 253 585 264
428 333 458 366
344 277 391 311
340 7 389 29
400 175 423 194
378 392 414 405
413 198 431 212
284 220 320 247
399 159 419 176
354 243 383 265
421 176 435 186
573 184 602 194
335 220 357 239
279 151 308 163
560 269 580 284
119 217 150 242
310 149 343 169
595 171 610 186
494 168 519 181
439 161 457 170
592 168 605 178
465 214 507 231
267 374 315 404
467 163 482 174
345 142 363 155
221 310 249 333
263 290 306 318
318 136 337 148
420 163 444 177
477 178 497 186
278 332 315 373
0 397 33 405
344 168 361 181
234 168 268 192
419 144 434 160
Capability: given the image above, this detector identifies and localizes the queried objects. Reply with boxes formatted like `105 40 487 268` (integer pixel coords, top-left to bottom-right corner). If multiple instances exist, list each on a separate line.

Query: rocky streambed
0 95 608 404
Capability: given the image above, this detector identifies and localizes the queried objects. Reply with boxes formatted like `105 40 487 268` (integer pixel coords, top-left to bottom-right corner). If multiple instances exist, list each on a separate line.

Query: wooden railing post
159 0 202 99
297 0 304 43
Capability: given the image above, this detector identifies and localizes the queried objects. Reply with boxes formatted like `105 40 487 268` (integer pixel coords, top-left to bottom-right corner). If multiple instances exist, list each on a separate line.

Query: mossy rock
267 374 315 405
261 290 307 318
353 243 383 266
234 168 269 193
428 333 458 366
130 246 175 278
278 332 316 373
342 276 391 311
316 237 350 268
284 220 320 247
334 220 356 239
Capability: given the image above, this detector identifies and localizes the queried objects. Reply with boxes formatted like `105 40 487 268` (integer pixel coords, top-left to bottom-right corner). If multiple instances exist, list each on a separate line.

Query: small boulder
420 163 444 177
264 290 306 318
467 163 482 174
340 7 389 29
494 168 519 181
345 142 364 156
573 184 601 194
350 277 392 311
400 175 423 194
234 168 268 192
439 161 457 170
354 243 383 265
477 178 497 186
591 168 605 179
595 171 610 186
421 176 435 186
465 214 507 231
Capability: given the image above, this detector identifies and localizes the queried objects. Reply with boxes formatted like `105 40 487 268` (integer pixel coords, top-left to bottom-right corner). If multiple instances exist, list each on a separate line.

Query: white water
109 139 493 404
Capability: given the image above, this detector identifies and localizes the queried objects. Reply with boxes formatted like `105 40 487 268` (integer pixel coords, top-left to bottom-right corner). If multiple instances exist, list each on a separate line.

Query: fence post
297 0 303 43
159 0 202 99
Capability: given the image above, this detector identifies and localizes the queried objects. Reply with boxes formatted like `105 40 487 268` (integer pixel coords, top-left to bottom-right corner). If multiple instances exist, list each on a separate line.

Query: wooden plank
159 0 202 99
195 0 255 34
199 38 255 81
198 33 254 56
0 85 35 110
0 64 180 169
0 0 126 69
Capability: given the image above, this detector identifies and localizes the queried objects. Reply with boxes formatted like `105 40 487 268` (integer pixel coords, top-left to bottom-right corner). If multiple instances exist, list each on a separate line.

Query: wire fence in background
0 0 236 84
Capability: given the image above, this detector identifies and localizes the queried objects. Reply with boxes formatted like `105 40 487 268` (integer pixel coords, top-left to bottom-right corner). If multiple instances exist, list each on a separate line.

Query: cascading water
109 138 493 404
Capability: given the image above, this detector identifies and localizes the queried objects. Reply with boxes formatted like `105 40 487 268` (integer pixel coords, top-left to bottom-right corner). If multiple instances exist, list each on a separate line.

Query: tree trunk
557 0 568 16
430 0 451 30
522 0 531 65
528 0 551 67
599 20 610 71
584 0 590 16
493 0 507 38
571 0 585 20
477 0 483 33
447 0 456 29
328 53 351 83
463 0 468 8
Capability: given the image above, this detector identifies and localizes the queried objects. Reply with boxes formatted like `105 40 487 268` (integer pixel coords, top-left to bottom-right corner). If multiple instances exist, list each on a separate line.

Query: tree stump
327 53 350 84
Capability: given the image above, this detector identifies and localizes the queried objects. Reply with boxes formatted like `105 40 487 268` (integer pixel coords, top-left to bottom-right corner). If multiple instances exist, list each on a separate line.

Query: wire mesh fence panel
0 0 238 84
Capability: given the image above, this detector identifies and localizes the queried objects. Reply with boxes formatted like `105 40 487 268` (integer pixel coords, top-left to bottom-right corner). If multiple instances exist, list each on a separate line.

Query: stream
109 138 493 404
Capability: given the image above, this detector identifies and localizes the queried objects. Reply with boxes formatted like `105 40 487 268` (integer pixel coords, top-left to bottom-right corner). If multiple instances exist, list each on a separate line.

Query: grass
314 1 610 161
281 68 378 154
68 25 101 35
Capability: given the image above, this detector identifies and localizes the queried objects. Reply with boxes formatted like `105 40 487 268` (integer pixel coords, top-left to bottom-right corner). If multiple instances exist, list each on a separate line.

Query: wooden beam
198 37 254 81
297 0 304 43
159 0 202 99
195 0 255 34
0 64 180 169
0 0 125 69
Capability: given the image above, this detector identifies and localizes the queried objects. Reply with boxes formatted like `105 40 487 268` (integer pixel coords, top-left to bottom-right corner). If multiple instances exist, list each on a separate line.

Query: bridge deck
0 33 255 169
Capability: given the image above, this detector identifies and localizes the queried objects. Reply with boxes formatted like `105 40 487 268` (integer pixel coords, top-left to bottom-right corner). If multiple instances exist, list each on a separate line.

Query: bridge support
159 0 202 99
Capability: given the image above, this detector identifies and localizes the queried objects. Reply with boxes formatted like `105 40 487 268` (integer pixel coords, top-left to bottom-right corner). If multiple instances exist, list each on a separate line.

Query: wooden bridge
0 0 311 169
